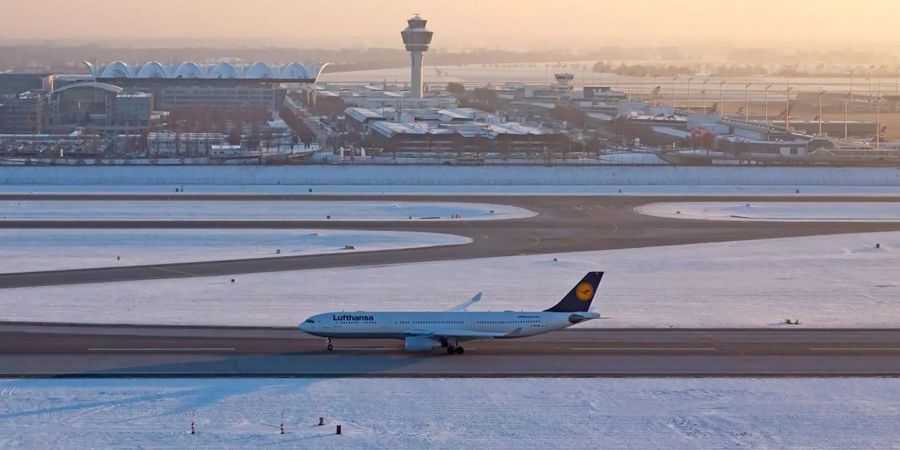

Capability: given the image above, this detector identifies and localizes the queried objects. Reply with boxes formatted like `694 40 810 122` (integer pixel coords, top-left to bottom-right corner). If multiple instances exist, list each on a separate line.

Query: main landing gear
326 338 333 352
444 340 465 355
446 346 465 355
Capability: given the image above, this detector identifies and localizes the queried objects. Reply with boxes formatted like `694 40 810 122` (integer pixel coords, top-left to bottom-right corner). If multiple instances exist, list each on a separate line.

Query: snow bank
0 229 470 273
4 184 900 196
0 200 533 222
1 378 898 449
637 202 900 222
3 165 900 186
4 231 899 328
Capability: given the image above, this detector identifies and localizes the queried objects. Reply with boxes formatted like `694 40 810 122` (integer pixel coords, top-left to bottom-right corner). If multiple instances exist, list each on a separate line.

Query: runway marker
810 347 900 352
88 348 235 352
149 266 198 277
334 347 396 351
570 347 716 352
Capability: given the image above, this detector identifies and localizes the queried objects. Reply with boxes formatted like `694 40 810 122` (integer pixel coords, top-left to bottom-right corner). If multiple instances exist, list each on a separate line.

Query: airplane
298 272 604 354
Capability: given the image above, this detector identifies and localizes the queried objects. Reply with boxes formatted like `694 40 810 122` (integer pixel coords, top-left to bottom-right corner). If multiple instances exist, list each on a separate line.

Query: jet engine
568 311 601 324
404 336 441 352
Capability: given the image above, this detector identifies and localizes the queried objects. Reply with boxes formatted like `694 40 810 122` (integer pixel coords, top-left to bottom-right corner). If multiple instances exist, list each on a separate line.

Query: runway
2 194 900 288
3 323 900 377
4 194 900 378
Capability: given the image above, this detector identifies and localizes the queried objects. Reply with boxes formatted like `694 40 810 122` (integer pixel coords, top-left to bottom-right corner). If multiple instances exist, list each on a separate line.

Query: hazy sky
2 0 899 49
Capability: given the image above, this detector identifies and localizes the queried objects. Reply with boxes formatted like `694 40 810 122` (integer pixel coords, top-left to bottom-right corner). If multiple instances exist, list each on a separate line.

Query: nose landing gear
326 338 333 352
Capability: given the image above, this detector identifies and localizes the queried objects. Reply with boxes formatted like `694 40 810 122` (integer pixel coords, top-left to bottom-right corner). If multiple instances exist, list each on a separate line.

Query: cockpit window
304 319 315 324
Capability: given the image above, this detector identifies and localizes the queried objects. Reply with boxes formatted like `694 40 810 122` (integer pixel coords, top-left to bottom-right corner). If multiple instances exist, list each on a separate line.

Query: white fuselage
299 310 595 340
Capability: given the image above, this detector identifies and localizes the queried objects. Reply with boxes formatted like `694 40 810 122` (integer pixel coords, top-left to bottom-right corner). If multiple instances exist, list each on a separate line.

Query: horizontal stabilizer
446 292 483 312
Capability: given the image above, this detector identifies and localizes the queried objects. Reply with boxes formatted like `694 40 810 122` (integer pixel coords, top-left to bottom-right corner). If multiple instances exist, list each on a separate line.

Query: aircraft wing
404 328 507 339
445 292 483 312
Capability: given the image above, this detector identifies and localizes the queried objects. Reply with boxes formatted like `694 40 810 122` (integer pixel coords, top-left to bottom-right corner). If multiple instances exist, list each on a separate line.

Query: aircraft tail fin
545 272 604 313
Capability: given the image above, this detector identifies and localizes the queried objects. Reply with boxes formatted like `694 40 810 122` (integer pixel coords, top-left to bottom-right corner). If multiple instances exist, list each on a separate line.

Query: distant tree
446 82 466 97
550 105 588 129
227 127 242 146
469 88 499 112
248 125 262 150
263 128 275 151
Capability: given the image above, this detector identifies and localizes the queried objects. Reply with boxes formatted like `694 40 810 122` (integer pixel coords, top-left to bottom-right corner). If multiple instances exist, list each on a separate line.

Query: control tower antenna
401 14 433 99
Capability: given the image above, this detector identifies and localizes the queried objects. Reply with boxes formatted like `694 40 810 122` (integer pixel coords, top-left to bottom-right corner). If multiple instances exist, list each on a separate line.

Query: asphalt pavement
2 194 899 288
2 323 900 377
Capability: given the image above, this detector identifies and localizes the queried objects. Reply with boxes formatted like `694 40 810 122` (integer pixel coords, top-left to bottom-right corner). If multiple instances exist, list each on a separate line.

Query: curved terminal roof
136 61 170 78
50 82 125 96
209 62 241 79
174 62 205 79
83 61 328 82
99 61 132 78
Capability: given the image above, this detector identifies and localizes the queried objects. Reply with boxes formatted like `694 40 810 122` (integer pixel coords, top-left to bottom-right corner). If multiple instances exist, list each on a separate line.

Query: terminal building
47 82 157 134
83 61 327 114
0 74 54 98
0 90 48 134
0 74 55 134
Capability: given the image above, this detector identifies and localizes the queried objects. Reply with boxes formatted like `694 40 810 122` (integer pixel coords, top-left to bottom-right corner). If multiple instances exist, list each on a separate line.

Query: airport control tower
401 14 433 98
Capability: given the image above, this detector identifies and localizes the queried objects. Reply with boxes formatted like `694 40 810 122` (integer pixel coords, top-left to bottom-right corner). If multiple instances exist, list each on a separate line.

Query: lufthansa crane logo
575 282 594 301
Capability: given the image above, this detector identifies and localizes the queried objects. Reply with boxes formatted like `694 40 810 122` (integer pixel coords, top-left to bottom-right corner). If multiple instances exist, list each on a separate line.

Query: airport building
0 90 48 134
345 106 567 155
318 84 456 111
47 82 157 134
83 61 327 114
0 73 54 98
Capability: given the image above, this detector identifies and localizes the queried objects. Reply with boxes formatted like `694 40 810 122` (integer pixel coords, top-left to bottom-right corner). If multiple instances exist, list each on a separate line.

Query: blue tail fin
545 272 604 313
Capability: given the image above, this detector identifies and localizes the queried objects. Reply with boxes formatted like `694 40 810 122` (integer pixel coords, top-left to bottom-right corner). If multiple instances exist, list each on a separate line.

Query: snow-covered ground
3 184 900 197
3 165 900 187
1 378 898 449
598 152 668 165
637 202 900 222
0 200 532 222
4 231 899 328
0 229 470 273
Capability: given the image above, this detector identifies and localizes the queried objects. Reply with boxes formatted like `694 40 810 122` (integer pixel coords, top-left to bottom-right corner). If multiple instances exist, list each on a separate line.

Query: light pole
702 79 709 113
744 83 751 121
817 89 825 136
783 68 793 129
785 86 793 130
868 65 875 101
687 77 693 112
875 95 883 150
672 76 678 109
764 84 773 125
844 92 850 139
639 75 645 102
719 80 726 118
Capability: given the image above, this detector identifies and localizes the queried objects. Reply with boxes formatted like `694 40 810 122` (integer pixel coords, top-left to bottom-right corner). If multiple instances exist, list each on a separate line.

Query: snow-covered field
637 202 900 222
3 166 900 187
1 378 898 449
319 61 599 84
0 200 532 222
4 231 899 328
0 229 470 273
